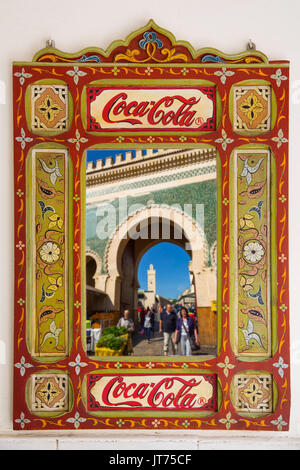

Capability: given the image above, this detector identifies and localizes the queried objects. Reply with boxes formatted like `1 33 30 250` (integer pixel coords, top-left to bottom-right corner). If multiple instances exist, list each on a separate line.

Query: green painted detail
87 164 216 198
216 155 223 357
35 150 66 355
236 150 269 355
229 144 277 361
81 153 88 354
26 143 73 362
86 179 217 273
14 62 289 68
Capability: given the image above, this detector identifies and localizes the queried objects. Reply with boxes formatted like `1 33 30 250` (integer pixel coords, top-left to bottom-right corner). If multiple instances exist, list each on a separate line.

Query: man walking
159 304 177 356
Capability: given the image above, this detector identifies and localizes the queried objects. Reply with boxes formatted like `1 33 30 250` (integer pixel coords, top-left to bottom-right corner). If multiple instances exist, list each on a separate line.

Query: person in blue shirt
174 307 199 356
159 304 177 356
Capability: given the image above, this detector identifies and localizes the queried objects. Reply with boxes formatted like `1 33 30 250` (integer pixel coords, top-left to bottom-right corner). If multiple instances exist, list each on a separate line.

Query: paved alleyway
131 323 215 357
132 330 165 356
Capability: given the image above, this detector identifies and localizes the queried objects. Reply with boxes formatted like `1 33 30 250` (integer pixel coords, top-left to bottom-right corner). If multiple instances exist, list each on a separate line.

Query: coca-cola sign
86 87 216 132
87 374 217 411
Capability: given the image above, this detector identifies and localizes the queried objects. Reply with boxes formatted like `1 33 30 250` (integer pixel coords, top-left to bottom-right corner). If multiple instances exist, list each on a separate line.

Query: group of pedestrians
159 304 199 356
138 306 155 343
116 303 199 356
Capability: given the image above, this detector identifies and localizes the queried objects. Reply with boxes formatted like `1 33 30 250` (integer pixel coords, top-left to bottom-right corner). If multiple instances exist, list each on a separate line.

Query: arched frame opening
83 147 221 358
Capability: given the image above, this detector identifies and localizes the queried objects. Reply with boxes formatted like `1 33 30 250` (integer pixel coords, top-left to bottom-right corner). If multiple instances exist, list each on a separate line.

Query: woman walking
174 307 199 356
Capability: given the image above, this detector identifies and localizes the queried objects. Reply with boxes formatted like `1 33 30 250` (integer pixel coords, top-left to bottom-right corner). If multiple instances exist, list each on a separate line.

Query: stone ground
131 325 215 357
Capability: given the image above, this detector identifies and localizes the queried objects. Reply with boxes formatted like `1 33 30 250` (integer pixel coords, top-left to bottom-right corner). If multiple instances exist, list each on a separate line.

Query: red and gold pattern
13 22 289 431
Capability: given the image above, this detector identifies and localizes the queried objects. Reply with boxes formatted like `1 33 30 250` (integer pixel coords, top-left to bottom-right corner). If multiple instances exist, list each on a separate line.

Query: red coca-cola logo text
100 376 203 408
101 92 201 127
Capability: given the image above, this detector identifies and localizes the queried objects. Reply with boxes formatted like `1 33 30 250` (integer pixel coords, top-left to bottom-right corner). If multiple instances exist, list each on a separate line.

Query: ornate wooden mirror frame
13 20 290 430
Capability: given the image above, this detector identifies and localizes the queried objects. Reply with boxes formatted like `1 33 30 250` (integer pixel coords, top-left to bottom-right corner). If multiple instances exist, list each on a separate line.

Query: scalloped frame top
32 19 270 65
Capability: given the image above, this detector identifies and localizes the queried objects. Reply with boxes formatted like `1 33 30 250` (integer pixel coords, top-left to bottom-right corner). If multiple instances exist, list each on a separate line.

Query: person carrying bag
174 307 200 355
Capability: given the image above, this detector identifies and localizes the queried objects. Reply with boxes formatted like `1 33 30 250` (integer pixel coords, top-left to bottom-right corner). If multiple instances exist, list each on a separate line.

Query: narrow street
131 322 215 357
132 328 164 356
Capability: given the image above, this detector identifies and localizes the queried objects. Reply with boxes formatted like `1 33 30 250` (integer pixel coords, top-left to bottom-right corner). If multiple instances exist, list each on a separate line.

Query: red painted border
12 61 290 431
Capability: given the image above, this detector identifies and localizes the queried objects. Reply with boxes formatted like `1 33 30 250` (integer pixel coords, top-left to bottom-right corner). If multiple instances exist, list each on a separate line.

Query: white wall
0 0 299 449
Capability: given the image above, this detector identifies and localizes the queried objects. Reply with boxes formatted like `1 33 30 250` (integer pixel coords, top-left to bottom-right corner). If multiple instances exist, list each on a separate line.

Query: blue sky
138 242 191 300
86 149 158 165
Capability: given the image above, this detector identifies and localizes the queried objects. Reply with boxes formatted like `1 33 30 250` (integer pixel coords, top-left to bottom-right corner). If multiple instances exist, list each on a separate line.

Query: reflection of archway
103 204 216 347
86 256 96 287
85 249 113 315
86 249 102 287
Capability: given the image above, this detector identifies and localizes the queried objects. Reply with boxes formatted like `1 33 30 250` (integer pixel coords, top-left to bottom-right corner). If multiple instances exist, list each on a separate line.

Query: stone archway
85 248 102 289
102 204 216 347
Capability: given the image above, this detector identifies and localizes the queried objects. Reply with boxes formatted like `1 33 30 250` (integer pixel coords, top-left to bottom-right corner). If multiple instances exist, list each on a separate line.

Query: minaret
188 261 195 293
147 264 156 293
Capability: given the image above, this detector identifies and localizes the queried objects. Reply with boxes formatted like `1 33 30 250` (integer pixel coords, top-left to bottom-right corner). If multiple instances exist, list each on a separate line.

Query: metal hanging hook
46 39 55 48
247 39 256 51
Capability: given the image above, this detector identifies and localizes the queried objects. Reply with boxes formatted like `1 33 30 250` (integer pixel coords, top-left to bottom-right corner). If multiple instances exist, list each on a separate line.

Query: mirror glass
85 147 217 358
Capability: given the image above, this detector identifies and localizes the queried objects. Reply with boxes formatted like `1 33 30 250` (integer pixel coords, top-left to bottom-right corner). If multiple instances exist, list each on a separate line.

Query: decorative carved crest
33 19 269 64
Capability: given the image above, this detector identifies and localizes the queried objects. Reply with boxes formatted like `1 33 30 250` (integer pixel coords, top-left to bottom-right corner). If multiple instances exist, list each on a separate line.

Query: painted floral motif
270 415 288 431
16 241 25 250
66 411 86 429
66 66 87 84
34 150 66 355
214 67 235 84
239 93 264 124
236 150 270 355
217 355 235 377
139 31 163 49
48 213 63 230
15 412 30 429
14 356 33 376
31 85 68 131
270 69 288 87
234 86 271 131
14 68 32 85
219 412 237 429
115 30 188 63
15 127 33 149
152 419 161 428
37 95 63 124
38 305 63 324
215 129 234 150
67 129 88 151
68 353 88 375
242 240 265 264
32 374 68 411
234 375 272 412
271 129 288 148
39 241 61 264
273 356 288 378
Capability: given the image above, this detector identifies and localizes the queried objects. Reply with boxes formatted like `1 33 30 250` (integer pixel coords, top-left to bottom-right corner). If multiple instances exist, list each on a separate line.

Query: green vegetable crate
95 334 128 356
